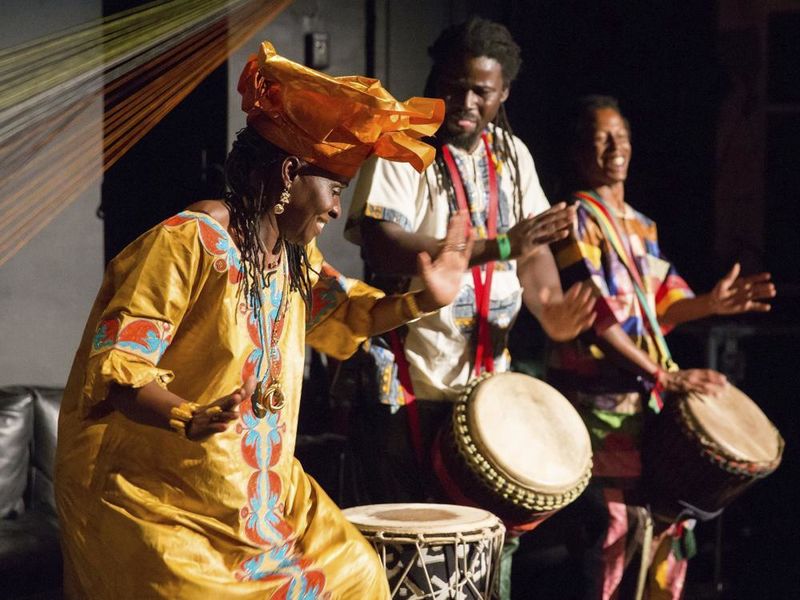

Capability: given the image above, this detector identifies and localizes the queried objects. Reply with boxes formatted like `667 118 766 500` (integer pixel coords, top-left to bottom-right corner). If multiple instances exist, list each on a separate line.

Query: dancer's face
278 160 346 245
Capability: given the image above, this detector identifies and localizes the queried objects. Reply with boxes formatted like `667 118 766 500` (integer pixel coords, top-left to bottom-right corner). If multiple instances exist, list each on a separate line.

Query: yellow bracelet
399 292 436 322
168 401 199 437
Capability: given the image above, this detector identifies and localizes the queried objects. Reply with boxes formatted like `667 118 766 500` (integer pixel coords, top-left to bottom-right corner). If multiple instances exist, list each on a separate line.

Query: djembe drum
343 503 505 600
432 372 593 530
642 384 784 520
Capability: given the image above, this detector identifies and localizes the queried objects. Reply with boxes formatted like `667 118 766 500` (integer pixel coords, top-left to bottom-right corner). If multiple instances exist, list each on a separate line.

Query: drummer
544 95 776 599
342 17 595 599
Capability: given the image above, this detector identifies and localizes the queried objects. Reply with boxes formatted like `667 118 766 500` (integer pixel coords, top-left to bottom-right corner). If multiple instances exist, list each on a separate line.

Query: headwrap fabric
238 42 444 178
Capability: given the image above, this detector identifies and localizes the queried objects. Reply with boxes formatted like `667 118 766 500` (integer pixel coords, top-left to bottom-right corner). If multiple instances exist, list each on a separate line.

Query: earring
274 187 290 214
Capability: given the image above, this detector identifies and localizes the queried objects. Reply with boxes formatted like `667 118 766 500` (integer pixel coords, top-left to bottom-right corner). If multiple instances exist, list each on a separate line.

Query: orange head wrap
238 42 444 179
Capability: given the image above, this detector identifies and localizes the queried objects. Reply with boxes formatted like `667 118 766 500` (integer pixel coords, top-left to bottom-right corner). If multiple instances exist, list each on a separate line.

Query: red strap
431 428 550 534
388 330 424 465
430 428 482 508
441 134 499 376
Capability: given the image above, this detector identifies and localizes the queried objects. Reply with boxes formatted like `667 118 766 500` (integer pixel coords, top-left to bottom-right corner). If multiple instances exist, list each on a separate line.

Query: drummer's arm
518 247 596 342
362 204 577 275
661 263 775 327
595 324 727 395
596 323 660 379
368 212 474 335
362 218 500 274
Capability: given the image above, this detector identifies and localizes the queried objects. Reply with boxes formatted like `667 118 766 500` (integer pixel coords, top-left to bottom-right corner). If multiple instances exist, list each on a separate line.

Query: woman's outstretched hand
416 211 474 311
186 376 256 441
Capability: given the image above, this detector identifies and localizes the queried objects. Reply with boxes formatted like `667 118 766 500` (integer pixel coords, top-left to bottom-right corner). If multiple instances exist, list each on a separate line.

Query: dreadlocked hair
427 17 522 86
223 127 315 318
425 17 525 221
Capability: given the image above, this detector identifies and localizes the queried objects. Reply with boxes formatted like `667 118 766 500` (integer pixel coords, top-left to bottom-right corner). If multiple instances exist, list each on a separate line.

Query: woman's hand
536 281 597 342
708 262 775 315
416 211 474 311
507 202 576 258
658 368 727 397
186 376 256 441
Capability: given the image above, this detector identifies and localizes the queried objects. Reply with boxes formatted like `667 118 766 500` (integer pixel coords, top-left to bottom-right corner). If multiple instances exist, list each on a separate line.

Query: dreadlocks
223 127 314 318
425 17 525 221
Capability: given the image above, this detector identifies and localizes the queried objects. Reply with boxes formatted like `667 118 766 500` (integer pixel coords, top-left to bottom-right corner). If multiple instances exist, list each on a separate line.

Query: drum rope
357 520 506 599
414 539 438 597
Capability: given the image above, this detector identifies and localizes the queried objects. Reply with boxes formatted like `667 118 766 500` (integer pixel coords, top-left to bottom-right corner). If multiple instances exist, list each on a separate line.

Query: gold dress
55 210 389 599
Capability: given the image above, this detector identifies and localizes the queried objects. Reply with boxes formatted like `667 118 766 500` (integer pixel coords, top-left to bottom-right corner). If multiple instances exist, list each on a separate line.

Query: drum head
342 503 501 535
684 385 782 463
467 372 592 495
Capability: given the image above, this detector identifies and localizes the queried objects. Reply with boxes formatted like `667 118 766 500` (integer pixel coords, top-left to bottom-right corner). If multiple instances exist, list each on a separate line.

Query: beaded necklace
250 241 290 417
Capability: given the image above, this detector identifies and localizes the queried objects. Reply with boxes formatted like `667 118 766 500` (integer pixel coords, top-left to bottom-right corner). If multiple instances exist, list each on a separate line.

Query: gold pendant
250 380 284 418
251 381 268 418
264 382 285 412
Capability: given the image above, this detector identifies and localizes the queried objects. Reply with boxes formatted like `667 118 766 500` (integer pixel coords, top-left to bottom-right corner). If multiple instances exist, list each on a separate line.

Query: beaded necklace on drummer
251 241 290 418
447 140 505 239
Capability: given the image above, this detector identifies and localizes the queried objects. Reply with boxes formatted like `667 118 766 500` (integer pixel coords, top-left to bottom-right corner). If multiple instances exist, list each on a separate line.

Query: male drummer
542 95 777 599
343 17 595 599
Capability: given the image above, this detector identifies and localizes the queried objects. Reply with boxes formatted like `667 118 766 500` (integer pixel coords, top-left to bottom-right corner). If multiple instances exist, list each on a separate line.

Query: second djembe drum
432 372 593 530
642 383 784 519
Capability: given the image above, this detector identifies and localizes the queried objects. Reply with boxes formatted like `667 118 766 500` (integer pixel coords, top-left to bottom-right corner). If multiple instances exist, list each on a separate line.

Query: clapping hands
536 281 597 342
507 202 576 258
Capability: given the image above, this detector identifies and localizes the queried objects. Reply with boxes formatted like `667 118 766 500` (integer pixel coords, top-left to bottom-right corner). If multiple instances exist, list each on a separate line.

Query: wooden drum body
642 384 784 519
343 503 505 600
432 372 593 530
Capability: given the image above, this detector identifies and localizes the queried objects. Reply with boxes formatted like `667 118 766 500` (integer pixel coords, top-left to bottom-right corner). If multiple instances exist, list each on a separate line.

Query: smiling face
277 162 346 245
577 107 632 188
435 55 509 151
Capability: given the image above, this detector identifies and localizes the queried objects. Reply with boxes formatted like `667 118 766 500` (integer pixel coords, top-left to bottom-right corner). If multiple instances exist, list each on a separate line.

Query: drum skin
343 503 505 600
432 372 593 528
642 384 784 519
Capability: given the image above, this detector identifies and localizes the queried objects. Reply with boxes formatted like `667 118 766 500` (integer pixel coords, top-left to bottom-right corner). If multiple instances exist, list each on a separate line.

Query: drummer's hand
659 369 727 397
186 376 255 441
508 203 576 258
416 211 474 311
708 262 775 315
536 282 596 342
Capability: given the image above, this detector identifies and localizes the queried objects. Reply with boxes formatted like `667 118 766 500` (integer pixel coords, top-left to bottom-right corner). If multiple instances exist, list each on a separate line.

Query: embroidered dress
548 192 694 599
55 211 389 599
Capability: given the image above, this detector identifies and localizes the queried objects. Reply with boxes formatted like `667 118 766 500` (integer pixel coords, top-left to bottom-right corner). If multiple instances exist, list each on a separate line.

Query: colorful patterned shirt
548 192 694 394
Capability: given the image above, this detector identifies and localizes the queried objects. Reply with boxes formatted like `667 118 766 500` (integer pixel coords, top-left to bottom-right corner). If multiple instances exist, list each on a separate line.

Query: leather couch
0 386 63 600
